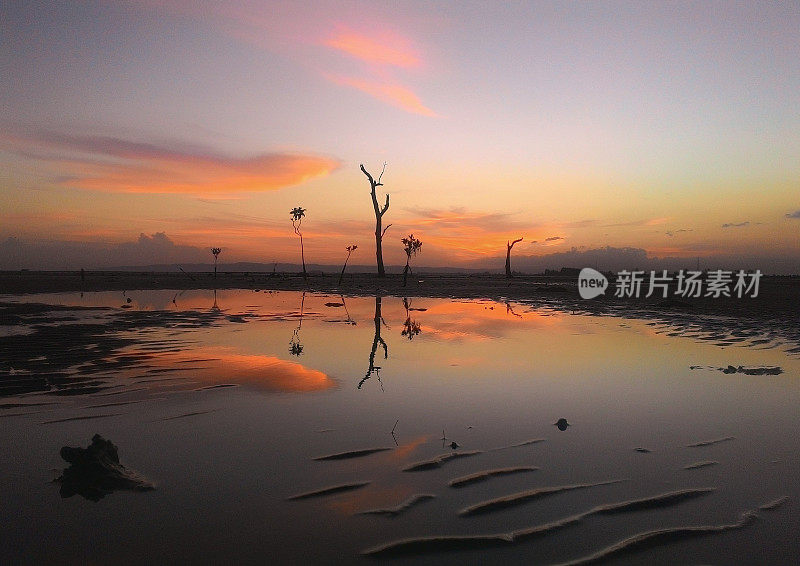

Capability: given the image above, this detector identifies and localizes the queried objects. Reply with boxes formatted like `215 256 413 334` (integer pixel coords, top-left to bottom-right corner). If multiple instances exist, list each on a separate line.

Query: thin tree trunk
338 252 351 286
403 259 410 287
300 233 307 280
375 217 385 277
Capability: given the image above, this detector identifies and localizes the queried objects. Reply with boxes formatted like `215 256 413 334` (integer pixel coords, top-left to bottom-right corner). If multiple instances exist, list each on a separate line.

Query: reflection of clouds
139 346 335 392
388 435 429 462
327 483 415 515
419 302 561 342
444 356 487 367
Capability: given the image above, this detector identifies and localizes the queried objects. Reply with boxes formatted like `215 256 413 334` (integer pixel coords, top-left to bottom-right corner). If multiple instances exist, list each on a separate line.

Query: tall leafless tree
290 207 307 280
505 237 523 278
360 163 391 277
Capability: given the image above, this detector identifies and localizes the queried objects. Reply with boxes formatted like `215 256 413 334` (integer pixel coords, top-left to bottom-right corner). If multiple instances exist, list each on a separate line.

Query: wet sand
1 285 798 563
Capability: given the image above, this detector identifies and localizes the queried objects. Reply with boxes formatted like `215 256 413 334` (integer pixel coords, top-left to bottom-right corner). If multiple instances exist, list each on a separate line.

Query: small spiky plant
211 247 222 278
401 234 422 287
290 207 307 280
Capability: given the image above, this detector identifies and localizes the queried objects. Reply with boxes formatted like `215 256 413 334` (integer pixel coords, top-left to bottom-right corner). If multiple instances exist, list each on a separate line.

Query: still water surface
1 289 798 564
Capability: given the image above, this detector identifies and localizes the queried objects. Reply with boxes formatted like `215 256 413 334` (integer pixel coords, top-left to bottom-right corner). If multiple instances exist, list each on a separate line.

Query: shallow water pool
1 289 798 564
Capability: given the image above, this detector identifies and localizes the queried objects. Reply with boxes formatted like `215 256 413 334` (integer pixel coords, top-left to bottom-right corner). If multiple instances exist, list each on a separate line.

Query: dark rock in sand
55 434 154 501
554 418 570 431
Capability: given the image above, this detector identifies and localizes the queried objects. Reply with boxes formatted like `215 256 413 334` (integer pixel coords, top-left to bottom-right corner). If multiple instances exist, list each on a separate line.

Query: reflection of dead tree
172 289 187 308
361 163 391 277
289 292 306 356
358 295 388 389
211 289 220 311
505 301 522 318
505 237 523 278
341 295 356 325
401 297 421 340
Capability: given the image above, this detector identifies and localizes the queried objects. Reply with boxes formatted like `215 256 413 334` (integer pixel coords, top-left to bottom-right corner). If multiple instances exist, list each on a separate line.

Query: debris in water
554 418 570 431
55 434 155 501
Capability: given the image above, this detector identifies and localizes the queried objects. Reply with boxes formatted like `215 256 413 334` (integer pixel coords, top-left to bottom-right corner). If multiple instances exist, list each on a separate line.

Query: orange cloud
326 75 437 117
325 30 420 68
1 128 340 194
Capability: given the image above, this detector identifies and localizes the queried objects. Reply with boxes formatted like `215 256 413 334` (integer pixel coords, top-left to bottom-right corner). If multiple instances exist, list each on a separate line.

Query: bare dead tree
360 163 391 277
358 295 388 389
505 237 523 278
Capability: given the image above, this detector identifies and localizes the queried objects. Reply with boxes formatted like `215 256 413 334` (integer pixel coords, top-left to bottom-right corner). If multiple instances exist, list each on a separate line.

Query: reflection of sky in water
1 290 799 564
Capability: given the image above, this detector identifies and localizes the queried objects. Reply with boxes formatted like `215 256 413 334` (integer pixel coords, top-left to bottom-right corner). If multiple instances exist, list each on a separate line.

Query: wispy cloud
665 228 693 237
545 236 564 242
603 217 671 228
721 221 750 228
325 75 436 116
322 26 437 117
1 127 340 194
786 210 800 219
325 29 420 68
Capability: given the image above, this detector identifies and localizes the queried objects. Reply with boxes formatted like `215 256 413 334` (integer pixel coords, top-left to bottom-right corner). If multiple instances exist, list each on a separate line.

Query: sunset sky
2 1 798 271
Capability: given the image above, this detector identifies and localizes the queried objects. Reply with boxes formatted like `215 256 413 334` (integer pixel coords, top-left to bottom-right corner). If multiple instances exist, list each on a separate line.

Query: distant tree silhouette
290 207 307 280
505 237 523 278
401 234 422 287
359 295 387 389
361 163 391 277
338 244 357 286
211 247 221 278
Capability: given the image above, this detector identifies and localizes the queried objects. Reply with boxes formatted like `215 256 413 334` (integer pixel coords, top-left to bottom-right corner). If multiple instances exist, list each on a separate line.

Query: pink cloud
1 128 340 195
326 75 437 117
325 29 421 68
